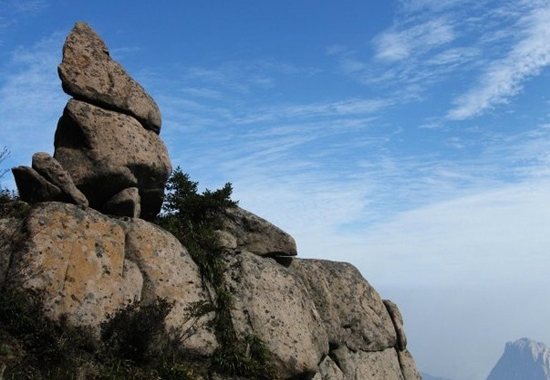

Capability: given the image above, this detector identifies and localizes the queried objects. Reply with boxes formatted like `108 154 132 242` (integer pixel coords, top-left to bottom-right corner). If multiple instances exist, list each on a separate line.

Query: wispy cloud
329 0 550 122
181 60 318 95
230 98 394 125
448 4 550 119
0 0 48 14
0 31 66 174
373 17 455 62
0 0 49 44
8 0 49 13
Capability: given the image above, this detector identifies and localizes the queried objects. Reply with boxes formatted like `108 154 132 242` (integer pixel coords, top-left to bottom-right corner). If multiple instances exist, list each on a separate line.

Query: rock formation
12 22 171 220
487 338 550 380
58 22 162 133
3 22 421 379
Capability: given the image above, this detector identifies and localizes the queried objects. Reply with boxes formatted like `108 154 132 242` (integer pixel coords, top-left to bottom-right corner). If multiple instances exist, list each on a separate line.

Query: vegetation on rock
0 168 274 379
0 285 200 379
156 167 275 379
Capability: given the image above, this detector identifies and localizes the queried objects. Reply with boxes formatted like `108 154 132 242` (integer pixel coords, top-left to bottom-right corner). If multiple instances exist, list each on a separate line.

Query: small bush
0 188 29 220
100 298 173 363
0 287 96 379
156 168 276 379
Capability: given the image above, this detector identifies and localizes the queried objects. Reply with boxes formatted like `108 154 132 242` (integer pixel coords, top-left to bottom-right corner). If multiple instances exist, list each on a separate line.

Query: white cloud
448 4 550 119
232 98 394 125
0 0 48 14
400 0 471 12
0 32 66 169
374 18 455 62
0 0 49 44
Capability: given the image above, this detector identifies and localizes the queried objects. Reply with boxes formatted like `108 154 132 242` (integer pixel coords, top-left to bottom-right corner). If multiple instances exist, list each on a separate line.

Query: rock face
487 338 550 380
117 217 217 355
54 99 171 219
290 259 420 380
58 22 162 133
220 206 297 256
290 259 396 352
9 202 142 327
13 22 171 220
12 166 62 203
224 251 328 378
32 152 88 206
4 21 421 380
0 201 421 379
2 202 215 354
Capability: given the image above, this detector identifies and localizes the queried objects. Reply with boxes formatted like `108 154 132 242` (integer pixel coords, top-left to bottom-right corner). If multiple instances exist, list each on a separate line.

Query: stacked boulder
12 22 171 220
3 22 421 379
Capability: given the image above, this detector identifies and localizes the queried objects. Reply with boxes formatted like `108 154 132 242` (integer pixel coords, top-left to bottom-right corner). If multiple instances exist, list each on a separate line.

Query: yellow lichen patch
17 202 142 327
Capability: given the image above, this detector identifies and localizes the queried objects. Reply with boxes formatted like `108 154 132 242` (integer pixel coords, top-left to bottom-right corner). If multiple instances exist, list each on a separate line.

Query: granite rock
58 22 162 133
54 99 171 219
32 152 88 206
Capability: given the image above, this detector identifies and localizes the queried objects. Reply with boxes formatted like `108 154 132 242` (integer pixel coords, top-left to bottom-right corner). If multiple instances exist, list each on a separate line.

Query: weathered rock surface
54 99 171 219
103 187 141 218
224 251 328 378
331 345 405 380
384 299 408 351
0 216 26 284
1 202 216 355
58 22 162 133
398 350 422 380
220 207 297 257
12 166 61 203
290 259 396 352
32 152 88 206
0 199 422 379
118 217 217 355
312 356 345 380
10 202 142 326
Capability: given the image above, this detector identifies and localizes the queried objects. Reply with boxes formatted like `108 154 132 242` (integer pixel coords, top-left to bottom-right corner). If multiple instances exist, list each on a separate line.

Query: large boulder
223 251 328 378
289 259 397 352
11 166 61 203
9 202 142 327
54 99 171 220
2 202 216 356
58 22 162 133
220 207 297 257
117 217 218 356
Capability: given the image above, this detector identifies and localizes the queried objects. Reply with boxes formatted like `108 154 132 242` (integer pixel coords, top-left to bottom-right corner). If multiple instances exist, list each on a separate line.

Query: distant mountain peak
487 338 550 380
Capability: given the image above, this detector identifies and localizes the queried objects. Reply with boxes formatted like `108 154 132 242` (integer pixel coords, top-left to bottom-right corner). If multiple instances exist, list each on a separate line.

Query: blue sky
2 1 550 379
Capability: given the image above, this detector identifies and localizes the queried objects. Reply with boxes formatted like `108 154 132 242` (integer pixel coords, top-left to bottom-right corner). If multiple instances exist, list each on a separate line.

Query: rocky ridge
3 22 421 379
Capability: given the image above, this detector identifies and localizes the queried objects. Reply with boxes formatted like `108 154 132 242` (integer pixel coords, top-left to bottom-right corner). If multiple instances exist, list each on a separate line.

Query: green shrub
0 287 96 379
100 298 173 363
0 188 29 220
156 168 275 379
